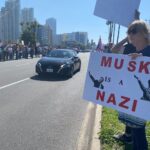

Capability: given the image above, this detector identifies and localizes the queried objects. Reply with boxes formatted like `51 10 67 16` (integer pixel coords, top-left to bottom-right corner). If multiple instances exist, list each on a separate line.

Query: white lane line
0 78 30 90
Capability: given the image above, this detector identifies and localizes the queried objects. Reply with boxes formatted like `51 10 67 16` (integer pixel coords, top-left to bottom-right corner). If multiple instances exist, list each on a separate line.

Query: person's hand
128 53 142 60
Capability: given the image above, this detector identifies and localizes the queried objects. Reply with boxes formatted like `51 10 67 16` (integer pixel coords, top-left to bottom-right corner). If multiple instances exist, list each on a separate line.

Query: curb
90 105 102 150
76 103 102 150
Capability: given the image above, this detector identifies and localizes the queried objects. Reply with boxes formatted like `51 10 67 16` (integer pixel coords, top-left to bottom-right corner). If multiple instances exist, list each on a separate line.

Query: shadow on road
30 74 69 82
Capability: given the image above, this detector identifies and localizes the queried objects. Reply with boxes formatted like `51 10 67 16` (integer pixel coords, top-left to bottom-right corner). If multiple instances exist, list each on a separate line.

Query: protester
111 37 136 144
113 20 150 150
111 10 140 145
111 37 136 54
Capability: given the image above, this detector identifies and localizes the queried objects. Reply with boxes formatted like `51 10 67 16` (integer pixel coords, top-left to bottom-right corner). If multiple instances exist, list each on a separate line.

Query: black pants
125 125 132 135
125 125 148 150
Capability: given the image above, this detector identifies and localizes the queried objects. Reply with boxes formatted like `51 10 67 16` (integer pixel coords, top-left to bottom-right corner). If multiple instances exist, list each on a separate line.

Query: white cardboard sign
83 52 150 120
94 0 141 27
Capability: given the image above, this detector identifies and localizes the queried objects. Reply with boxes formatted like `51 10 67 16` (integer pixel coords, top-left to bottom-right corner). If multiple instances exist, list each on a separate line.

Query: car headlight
60 64 65 68
61 62 71 68
38 62 42 66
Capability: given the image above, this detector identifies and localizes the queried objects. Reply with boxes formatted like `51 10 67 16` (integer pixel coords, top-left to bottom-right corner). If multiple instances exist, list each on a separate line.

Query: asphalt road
0 53 95 150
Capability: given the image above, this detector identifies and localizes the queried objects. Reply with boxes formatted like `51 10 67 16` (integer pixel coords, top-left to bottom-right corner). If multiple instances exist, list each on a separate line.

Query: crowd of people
0 42 51 62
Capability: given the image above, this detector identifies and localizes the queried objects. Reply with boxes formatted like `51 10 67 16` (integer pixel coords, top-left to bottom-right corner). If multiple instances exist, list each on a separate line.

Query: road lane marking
0 78 30 90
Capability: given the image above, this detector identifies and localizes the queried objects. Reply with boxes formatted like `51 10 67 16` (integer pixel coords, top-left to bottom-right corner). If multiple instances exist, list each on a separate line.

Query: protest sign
83 52 150 120
94 0 141 27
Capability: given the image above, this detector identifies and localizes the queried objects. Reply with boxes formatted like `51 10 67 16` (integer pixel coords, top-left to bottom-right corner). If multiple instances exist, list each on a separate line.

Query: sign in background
83 52 150 120
94 0 141 27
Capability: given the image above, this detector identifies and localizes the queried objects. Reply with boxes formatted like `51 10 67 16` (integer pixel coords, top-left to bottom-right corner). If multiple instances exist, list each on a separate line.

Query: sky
0 0 150 44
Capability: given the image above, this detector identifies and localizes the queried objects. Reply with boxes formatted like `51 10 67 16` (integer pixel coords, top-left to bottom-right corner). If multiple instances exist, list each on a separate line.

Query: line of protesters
0 43 51 62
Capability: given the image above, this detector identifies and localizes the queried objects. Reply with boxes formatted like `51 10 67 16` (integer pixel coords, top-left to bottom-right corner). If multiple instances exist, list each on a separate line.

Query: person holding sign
112 38 136 144
117 20 150 150
112 10 140 144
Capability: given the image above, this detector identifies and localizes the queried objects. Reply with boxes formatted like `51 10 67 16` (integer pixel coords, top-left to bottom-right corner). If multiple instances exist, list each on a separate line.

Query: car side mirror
74 56 78 59
72 56 77 60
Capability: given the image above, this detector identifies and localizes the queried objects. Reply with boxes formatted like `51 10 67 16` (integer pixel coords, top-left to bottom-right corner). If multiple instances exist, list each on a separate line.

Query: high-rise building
21 8 34 23
46 18 56 45
37 24 52 46
74 32 88 46
0 0 20 42
59 32 88 46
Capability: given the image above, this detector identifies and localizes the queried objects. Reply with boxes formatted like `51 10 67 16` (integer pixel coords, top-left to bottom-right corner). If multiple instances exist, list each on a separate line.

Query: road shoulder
76 103 102 150
90 105 102 150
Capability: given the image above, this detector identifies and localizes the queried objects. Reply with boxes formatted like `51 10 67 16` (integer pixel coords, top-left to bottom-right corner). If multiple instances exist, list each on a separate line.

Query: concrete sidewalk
76 103 102 150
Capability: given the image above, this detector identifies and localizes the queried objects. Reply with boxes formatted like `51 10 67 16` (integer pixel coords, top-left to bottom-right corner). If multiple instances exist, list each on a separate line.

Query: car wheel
78 62 81 72
68 66 74 78
38 72 42 77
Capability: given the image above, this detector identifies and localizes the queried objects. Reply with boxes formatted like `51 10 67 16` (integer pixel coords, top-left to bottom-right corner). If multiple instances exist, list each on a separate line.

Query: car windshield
47 50 73 58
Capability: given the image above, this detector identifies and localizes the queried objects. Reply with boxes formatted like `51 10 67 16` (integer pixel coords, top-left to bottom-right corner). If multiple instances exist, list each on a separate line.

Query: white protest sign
94 0 141 27
83 52 150 120
21 40 24 45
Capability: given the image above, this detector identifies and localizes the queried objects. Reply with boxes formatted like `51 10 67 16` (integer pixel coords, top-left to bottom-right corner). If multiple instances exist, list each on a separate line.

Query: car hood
38 56 72 65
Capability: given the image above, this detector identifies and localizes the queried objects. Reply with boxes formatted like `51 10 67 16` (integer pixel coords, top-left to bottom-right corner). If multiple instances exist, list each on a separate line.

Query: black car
36 49 81 77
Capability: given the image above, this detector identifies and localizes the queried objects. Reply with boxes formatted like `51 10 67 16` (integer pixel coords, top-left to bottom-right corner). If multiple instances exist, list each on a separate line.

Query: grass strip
100 107 150 150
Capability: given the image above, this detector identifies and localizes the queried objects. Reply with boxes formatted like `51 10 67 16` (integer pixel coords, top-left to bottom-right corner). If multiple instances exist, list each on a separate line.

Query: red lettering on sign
132 100 138 112
107 93 116 105
139 61 150 74
114 59 124 69
96 90 105 101
101 56 112 67
118 96 130 109
95 90 138 113
128 61 136 72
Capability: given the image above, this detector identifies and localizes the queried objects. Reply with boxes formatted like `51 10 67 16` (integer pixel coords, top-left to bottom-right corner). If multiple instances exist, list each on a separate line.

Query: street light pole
116 24 120 44
112 23 116 44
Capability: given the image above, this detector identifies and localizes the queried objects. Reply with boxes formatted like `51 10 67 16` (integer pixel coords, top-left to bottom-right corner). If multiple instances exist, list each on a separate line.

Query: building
37 24 52 46
21 8 34 33
46 18 56 45
0 0 20 42
57 32 88 46
74 32 88 46
21 8 34 23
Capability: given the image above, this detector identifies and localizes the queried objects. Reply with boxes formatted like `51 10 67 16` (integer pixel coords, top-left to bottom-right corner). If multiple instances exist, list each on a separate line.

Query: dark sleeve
89 73 95 82
123 44 136 54
137 80 146 92
138 46 150 57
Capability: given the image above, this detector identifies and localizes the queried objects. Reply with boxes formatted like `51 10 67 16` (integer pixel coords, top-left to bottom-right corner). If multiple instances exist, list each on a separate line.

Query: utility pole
109 21 113 43
116 24 120 44
112 23 116 44
106 21 116 44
